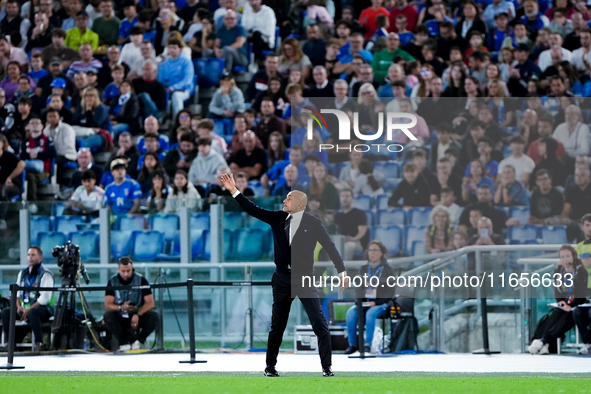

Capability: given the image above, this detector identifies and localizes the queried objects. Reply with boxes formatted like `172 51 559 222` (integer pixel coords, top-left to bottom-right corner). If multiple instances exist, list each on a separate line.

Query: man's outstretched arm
221 173 277 224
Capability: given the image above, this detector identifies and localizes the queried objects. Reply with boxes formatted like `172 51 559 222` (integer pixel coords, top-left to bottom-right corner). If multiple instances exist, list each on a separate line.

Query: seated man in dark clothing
227 130 267 180
388 162 431 208
562 167 591 221
458 184 508 235
69 148 104 189
467 216 506 246
162 131 197 179
103 257 159 351
334 188 369 260
528 169 565 225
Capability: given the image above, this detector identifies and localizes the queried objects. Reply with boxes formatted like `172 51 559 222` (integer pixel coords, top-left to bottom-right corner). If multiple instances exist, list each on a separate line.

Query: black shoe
344 345 358 355
264 366 280 377
33 342 46 352
363 344 371 354
322 367 334 377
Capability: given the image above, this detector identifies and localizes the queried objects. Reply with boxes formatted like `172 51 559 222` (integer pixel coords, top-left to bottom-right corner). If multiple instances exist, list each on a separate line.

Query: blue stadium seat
376 194 389 210
409 207 433 226
194 57 225 88
507 225 539 244
234 228 266 260
510 206 530 226
377 209 406 226
540 226 568 244
374 161 400 179
246 215 271 230
164 229 205 260
30 216 51 244
374 225 403 256
190 212 210 230
151 214 179 242
353 195 372 210
55 215 85 236
383 178 402 194
70 231 99 260
405 225 428 256
411 240 426 256
116 215 146 231
52 202 66 217
223 212 244 231
111 230 134 260
203 229 234 261
334 162 347 178
131 231 164 261
38 232 67 257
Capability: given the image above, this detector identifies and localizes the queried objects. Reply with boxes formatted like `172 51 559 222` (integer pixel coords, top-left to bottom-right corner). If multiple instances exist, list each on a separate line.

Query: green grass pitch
1 372 591 393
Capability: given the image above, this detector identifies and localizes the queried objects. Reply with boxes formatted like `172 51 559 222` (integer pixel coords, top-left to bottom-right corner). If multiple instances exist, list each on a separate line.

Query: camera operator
1 246 54 350
103 257 158 351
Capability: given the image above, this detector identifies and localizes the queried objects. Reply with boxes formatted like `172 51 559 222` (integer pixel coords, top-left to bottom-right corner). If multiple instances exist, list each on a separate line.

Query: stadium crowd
0 0 586 260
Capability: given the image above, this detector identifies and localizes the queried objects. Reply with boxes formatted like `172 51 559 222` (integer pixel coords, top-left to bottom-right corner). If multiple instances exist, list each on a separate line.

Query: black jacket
554 263 588 306
109 94 140 135
234 193 345 285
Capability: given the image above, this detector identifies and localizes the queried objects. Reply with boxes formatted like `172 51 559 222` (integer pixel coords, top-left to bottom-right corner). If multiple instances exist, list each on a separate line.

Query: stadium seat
411 240 426 256
111 230 134 260
374 161 400 179
363 210 374 226
405 225 428 256
234 228 265 260
223 212 244 231
117 215 146 232
353 195 372 210
55 215 86 236
409 207 433 226
30 216 51 244
246 214 271 230
151 214 179 241
70 231 99 260
507 225 539 244
164 229 205 260
376 194 389 210
130 231 164 261
383 178 402 193
38 232 67 257
377 209 406 226
202 229 234 261
194 57 225 88
190 212 210 230
52 202 66 217
510 206 530 226
540 226 568 244
373 225 403 256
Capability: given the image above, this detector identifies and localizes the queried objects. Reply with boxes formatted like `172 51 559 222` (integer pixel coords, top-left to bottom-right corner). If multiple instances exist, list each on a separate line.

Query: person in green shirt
92 0 121 47
576 213 591 288
371 32 414 84
64 10 99 51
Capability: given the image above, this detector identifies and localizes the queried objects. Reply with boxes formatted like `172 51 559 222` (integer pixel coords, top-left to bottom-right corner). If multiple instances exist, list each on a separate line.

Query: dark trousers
0 184 21 219
103 310 159 349
267 271 332 369
249 30 272 61
533 308 575 353
55 156 76 185
26 171 48 202
1 305 51 343
573 306 591 343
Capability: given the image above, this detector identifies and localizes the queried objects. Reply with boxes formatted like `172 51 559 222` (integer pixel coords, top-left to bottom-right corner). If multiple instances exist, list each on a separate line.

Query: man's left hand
131 314 139 329
21 308 30 321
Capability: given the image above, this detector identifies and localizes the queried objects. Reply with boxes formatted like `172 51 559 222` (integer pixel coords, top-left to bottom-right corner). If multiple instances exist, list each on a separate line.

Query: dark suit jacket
234 193 346 282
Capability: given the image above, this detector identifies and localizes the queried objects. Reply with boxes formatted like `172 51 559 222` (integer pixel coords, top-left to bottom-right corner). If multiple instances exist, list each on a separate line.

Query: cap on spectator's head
494 12 509 19
86 68 98 75
110 158 127 170
49 57 62 66
50 77 66 88
76 10 89 18
515 43 530 52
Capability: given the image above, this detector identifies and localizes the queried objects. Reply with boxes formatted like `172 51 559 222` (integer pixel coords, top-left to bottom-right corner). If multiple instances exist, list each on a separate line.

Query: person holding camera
103 257 158 351
467 216 505 246
344 241 395 355
1 246 54 351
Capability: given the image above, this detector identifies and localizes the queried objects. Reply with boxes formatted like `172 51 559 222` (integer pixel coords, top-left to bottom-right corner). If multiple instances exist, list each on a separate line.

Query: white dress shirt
285 210 304 246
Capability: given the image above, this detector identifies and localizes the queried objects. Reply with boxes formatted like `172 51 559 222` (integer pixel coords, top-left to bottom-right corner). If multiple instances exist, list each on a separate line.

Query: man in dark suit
221 173 348 377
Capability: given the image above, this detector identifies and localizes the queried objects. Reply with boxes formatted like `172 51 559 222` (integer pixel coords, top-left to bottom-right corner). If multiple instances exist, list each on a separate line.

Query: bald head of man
283 190 307 213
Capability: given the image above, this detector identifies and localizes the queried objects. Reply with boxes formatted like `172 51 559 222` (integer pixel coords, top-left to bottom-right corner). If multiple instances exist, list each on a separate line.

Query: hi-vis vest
18 264 55 308
108 273 143 307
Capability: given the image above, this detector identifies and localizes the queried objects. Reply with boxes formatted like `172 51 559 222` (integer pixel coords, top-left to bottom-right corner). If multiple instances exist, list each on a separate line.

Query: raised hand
220 173 237 194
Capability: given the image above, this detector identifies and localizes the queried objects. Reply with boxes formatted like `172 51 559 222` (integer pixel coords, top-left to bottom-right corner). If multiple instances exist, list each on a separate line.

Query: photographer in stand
103 257 158 351
1 246 54 351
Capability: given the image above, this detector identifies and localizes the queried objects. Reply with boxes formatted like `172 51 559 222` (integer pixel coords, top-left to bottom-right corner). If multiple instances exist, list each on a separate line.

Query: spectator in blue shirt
494 164 529 206
103 157 142 215
215 10 248 73
482 0 515 29
118 0 138 45
157 39 194 117
333 33 373 76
